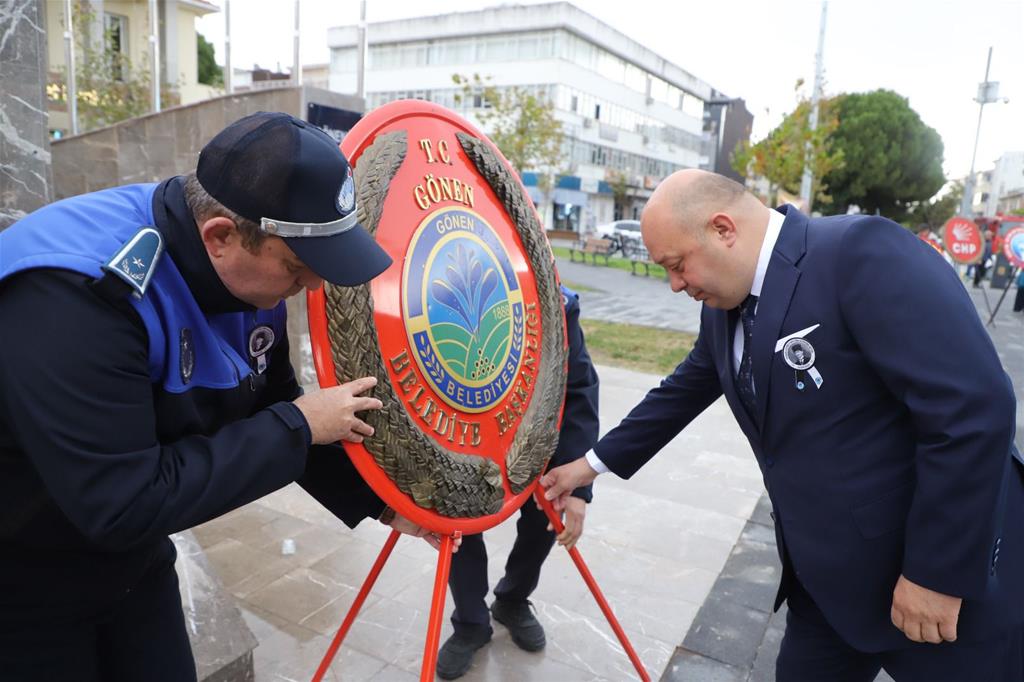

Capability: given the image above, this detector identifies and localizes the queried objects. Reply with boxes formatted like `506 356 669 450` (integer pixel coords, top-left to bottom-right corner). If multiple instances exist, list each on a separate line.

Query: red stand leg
420 531 460 682
534 491 651 682
311 529 400 682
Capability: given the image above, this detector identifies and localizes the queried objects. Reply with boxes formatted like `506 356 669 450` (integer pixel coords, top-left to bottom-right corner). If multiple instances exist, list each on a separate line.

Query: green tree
732 80 844 205
823 90 945 221
904 181 963 231
452 74 565 189
197 33 223 86
48 3 177 132
606 169 631 218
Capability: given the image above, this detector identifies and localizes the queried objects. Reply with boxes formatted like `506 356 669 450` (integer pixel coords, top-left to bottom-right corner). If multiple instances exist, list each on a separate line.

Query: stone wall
0 0 53 229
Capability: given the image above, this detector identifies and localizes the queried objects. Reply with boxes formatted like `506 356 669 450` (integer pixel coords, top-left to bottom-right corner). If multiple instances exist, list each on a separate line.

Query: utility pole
63 0 78 135
149 0 161 113
293 0 302 85
225 0 232 93
799 0 828 212
960 47 1004 217
356 0 368 99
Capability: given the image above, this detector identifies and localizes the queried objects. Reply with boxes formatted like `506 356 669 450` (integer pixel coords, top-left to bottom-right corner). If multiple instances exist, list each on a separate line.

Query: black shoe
491 599 546 652
436 630 491 680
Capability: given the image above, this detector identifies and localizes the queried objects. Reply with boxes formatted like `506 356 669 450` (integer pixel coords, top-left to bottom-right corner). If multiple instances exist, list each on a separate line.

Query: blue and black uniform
0 177 383 681
447 285 600 638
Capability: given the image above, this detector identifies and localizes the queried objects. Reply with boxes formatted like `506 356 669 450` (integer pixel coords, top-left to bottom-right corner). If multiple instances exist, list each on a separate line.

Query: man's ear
198 217 239 259
708 212 738 246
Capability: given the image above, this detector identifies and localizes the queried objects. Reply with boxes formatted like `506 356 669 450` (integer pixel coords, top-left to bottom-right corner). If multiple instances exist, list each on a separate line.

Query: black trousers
0 548 196 682
447 498 556 637
1013 286 1024 312
777 580 1024 682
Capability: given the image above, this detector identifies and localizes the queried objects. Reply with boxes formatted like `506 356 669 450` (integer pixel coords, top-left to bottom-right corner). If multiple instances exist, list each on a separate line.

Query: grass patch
579 318 696 376
558 279 602 293
551 246 668 279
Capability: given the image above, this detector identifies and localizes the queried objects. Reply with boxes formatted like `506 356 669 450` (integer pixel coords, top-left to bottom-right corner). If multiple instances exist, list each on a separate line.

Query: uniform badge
102 226 164 299
336 168 356 215
180 328 194 384
248 325 275 375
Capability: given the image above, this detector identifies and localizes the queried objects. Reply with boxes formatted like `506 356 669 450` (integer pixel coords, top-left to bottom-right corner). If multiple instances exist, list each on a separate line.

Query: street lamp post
960 47 1007 217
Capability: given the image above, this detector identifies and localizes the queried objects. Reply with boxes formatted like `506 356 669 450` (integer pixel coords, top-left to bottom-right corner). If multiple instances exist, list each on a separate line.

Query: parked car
596 219 642 254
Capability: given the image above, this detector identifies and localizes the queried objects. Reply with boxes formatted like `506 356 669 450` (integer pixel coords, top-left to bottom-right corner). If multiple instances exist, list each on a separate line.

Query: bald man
543 171 1024 681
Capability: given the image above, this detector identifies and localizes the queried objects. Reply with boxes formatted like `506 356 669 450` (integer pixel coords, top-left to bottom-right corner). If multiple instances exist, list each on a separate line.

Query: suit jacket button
766 457 775 468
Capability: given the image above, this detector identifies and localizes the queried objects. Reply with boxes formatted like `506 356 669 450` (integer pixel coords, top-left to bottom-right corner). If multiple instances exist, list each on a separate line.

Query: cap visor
284 224 393 286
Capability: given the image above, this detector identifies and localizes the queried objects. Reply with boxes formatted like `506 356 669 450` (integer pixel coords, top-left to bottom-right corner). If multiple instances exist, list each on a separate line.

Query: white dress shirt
732 208 785 375
584 208 787 475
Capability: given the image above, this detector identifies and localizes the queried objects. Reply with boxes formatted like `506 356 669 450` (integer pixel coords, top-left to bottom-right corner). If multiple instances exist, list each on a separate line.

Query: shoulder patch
102 226 164 299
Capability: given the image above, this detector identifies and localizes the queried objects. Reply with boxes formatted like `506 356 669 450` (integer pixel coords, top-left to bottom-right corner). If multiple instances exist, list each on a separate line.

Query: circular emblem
1002 227 1024 269
943 216 983 265
783 338 815 371
404 208 524 413
306 100 566 535
248 326 275 357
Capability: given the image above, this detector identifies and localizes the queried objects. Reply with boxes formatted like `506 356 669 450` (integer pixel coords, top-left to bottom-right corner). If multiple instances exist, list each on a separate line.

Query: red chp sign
942 217 983 264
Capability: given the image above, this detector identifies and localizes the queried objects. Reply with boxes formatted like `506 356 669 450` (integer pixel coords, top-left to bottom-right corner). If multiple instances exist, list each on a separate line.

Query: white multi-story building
327 2 743 234
964 151 1024 217
990 152 1024 215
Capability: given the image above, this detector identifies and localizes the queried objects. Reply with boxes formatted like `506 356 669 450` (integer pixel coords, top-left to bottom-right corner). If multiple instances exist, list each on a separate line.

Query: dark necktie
736 294 758 419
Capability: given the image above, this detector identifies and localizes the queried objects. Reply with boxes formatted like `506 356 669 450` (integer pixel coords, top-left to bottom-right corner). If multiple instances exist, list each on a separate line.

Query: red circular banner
307 101 565 535
942 216 983 264
1002 227 1024 269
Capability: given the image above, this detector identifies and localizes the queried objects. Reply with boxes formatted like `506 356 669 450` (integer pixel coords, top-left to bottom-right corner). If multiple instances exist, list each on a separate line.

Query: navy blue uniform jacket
595 206 1024 652
0 178 383 628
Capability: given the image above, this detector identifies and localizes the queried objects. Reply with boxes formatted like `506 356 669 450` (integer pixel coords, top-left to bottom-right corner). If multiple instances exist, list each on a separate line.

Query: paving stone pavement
193 364 764 681
552 255 702 334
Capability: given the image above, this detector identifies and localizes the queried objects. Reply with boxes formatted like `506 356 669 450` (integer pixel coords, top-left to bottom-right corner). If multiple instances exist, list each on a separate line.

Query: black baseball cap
196 111 392 286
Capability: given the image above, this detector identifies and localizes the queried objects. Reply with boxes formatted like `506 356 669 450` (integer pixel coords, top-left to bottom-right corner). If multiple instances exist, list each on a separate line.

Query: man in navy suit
542 170 1024 680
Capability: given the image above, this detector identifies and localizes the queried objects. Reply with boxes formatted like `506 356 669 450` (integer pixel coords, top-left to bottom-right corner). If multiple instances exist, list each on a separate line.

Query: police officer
0 112 444 681
436 285 600 680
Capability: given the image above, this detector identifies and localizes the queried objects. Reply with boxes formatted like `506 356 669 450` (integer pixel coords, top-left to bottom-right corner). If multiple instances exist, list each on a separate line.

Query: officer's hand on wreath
540 458 598 512
548 496 586 550
383 510 461 553
293 377 383 445
890 574 962 644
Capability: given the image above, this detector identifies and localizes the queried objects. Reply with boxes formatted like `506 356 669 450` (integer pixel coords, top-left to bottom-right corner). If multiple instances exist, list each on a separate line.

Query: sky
197 0 1024 182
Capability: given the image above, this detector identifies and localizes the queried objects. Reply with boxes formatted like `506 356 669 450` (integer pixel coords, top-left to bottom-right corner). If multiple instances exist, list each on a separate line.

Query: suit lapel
752 207 808 427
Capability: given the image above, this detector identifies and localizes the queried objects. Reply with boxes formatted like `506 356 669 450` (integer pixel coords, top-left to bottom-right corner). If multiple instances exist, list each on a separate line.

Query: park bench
626 242 667 280
568 237 613 265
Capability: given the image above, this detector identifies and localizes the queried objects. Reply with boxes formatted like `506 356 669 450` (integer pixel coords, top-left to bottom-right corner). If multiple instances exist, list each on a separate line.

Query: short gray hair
183 172 266 252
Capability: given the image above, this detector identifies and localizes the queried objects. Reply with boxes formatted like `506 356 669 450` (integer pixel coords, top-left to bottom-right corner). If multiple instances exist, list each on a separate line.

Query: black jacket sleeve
548 293 600 502
252 314 386 528
297 444 386 528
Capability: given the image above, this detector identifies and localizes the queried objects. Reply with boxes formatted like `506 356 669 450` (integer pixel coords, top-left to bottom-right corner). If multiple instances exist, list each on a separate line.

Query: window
553 202 581 232
331 47 357 72
104 13 128 81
